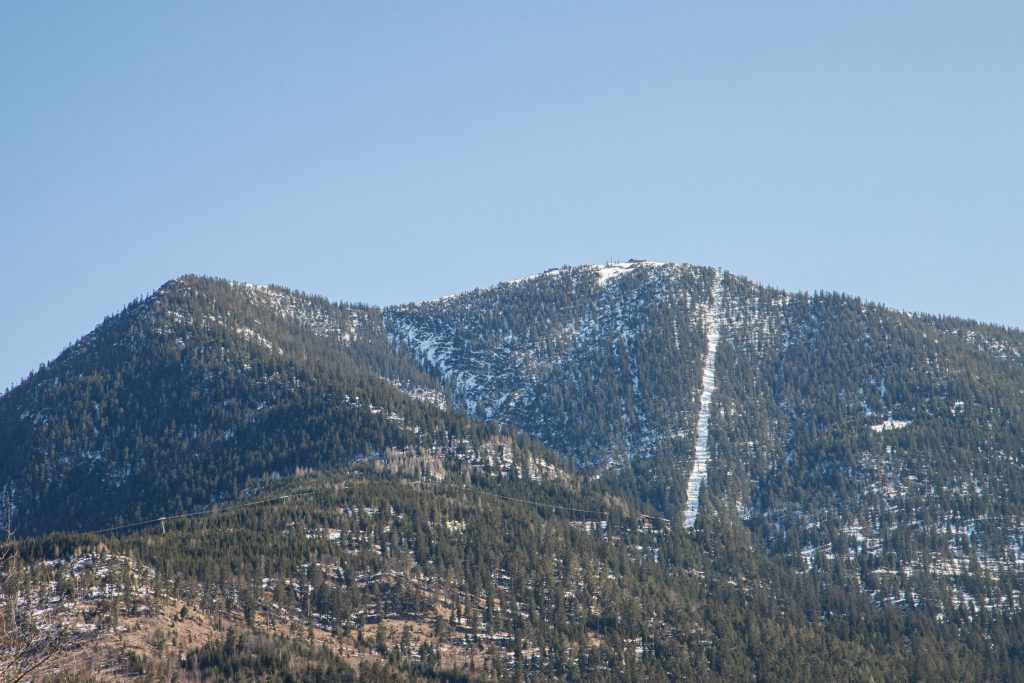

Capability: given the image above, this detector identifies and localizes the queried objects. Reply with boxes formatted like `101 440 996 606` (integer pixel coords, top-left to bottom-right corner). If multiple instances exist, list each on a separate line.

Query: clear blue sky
2 3 1022 391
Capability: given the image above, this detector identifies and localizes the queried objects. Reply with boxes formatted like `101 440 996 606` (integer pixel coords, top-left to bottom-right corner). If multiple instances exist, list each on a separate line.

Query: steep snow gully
683 272 723 529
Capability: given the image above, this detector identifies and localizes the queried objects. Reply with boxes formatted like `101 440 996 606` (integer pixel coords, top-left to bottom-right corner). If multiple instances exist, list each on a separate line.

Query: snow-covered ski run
683 272 723 529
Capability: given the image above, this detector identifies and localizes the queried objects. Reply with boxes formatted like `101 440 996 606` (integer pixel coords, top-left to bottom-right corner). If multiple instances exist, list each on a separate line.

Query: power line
467 485 671 525
463 485 610 519
412 479 672 525
87 491 316 536
83 477 668 539
410 479 610 518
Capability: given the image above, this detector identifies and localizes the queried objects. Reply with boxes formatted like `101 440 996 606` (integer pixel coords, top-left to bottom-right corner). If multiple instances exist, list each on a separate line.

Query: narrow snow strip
683 272 723 529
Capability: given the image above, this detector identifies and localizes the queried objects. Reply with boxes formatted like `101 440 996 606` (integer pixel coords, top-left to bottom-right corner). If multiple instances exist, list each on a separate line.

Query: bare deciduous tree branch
1 530 68 683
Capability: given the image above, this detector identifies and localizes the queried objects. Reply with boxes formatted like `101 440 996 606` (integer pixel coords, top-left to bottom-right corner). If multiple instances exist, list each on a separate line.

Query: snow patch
594 260 665 286
683 271 724 529
870 419 911 433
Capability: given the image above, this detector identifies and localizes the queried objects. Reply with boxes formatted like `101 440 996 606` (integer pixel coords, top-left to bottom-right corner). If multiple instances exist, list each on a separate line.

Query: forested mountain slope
0 275 560 535
11 464 1024 681
4 262 1024 681
387 261 1024 613
388 261 716 468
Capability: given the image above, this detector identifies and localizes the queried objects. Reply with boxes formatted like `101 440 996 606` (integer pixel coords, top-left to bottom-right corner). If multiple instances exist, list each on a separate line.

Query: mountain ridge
6 262 1024 680
0 274 571 535
6 263 1024 536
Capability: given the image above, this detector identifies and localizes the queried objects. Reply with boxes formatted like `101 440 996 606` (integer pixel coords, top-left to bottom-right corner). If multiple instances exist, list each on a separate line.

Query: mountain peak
502 259 678 288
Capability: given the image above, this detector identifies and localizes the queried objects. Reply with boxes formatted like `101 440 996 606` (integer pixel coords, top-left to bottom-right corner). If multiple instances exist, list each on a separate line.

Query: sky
2 3 1022 391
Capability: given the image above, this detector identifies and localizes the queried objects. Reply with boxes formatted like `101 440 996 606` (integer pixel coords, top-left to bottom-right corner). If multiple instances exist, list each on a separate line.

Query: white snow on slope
870 418 911 432
595 263 634 285
594 261 658 285
683 272 724 529
506 267 568 286
505 261 665 288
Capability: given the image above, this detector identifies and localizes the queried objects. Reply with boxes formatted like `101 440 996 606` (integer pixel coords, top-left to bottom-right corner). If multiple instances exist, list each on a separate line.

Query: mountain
4 262 1024 681
389 260 1024 611
388 261 715 467
0 275 561 535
